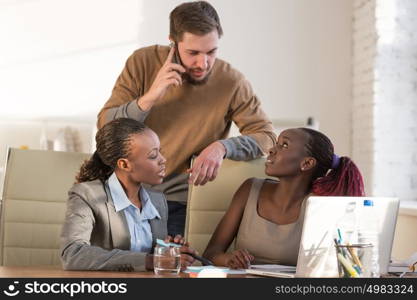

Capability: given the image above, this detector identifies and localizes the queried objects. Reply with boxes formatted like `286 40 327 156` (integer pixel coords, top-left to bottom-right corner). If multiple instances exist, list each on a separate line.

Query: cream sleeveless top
235 178 307 265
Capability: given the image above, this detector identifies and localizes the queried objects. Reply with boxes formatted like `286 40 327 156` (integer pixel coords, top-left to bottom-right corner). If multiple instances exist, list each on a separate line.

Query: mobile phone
169 42 186 81
170 42 182 66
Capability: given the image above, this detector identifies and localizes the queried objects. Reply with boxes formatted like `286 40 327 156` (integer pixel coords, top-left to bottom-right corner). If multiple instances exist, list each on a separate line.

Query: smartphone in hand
170 42 187 82
169 42 182 65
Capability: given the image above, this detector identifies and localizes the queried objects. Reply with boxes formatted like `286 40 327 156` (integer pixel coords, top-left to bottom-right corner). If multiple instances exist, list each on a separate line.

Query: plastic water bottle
358 199 380 277
335 201 357 244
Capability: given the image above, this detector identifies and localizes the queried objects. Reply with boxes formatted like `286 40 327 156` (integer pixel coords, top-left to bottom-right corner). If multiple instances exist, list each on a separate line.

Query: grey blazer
60 179 168 271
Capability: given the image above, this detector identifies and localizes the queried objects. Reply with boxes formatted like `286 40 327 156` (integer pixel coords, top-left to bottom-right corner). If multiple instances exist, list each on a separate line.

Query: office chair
184 158 268 255
0 148 90 266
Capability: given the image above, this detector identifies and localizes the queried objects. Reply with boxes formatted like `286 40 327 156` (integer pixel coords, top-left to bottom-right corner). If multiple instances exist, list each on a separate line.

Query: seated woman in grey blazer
60 118 195 271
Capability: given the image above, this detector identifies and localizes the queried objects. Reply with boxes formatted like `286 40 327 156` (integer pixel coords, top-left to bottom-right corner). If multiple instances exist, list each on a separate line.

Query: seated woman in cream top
60 118 195 271
203 128 365 268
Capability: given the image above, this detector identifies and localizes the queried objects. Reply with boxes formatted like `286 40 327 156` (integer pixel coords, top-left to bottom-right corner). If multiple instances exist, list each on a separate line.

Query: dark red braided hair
299 128 365 196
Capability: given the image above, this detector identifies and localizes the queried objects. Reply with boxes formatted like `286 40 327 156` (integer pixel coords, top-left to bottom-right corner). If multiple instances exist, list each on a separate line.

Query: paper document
184 266 246 275
249 264 296 271
245 264 297 278
388 252 417 273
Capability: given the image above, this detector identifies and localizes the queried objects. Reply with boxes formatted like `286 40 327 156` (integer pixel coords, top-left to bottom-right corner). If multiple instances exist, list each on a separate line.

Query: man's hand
138 46 186 111
187 141 226 186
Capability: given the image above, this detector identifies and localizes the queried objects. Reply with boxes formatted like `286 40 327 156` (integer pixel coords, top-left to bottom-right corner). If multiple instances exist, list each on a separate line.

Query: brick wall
352 0 377 195
352 0 417 201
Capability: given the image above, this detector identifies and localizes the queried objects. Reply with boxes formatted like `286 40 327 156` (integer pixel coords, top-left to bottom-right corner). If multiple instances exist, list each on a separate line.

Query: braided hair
76 118 148 183
299 128 365 196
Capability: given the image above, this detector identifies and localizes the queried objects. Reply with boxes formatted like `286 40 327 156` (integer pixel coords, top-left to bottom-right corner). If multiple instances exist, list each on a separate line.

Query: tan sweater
98 45 276 202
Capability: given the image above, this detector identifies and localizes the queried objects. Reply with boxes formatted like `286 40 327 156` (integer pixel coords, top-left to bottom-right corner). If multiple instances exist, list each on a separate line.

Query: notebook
246 196 400 278
246 264 297 278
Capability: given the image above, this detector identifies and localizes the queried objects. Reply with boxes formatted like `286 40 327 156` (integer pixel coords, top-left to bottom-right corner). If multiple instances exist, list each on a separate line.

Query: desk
0 266 191 278
0 266 258 299
1 266 413 278
0 266 251 278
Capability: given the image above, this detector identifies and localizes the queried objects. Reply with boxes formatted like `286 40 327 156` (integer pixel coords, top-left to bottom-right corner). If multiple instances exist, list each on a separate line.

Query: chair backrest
184 158 268 255
0 148 90 266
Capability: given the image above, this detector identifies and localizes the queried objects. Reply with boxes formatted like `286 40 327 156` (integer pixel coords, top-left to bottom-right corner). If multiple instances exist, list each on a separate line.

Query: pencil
337 253 359 277
347 243 363 269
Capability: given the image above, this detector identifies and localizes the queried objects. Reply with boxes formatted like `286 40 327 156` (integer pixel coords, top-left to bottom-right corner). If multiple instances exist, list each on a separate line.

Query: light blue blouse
107 172 160 252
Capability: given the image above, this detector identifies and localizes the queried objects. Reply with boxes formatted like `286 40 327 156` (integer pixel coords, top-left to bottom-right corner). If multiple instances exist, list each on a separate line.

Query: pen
334 238 349 258
186 252 214 266
337 228 343 244
156 239 183 248
156 239 214 265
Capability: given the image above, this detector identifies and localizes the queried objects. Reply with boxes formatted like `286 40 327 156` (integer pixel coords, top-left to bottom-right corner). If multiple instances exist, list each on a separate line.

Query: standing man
98 1 276 236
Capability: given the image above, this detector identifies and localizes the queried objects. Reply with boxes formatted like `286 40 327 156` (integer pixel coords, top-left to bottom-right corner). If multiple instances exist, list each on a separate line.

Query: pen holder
335 244 373 278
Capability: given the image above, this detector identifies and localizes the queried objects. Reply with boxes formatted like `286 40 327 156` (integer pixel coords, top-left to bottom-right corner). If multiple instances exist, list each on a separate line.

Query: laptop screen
295 196 399 277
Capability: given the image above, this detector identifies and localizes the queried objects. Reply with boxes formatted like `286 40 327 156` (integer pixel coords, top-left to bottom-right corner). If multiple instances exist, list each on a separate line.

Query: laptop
246 196 400 278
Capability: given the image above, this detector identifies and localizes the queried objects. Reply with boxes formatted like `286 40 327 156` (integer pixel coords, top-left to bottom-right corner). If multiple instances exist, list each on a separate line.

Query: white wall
352 0 417 259
0 0 141 119
0 0 353 163
352 0 417 202
373 0 417 203
216 0 353 156
138 0 353 155
0 0 142 169
352 0 376 195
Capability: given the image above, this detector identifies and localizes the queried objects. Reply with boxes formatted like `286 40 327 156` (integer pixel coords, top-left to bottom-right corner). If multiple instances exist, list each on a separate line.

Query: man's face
176 30 219 84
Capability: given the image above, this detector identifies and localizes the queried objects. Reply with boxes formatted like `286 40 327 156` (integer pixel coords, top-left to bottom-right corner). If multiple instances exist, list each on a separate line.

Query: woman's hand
224 249 254 269
164 235 196 270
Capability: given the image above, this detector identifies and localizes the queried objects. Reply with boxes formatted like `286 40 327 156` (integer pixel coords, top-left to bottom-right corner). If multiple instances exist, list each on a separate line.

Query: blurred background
0 0 416 214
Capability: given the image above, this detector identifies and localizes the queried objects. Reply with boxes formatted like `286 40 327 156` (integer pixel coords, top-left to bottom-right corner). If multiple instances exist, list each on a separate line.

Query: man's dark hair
170 1 223 42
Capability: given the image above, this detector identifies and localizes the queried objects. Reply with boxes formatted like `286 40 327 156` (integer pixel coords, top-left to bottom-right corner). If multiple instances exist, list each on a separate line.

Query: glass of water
153 244 181 275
